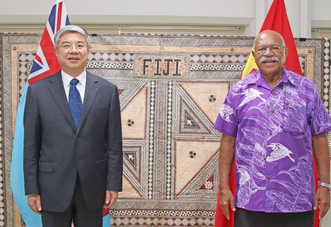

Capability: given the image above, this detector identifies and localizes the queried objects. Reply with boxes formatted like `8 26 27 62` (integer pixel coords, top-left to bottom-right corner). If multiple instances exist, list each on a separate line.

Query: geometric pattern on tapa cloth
1 33 329 227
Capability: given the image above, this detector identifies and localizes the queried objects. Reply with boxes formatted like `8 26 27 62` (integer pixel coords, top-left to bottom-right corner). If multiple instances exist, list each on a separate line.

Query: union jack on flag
10 1 111 226
28 0 70 84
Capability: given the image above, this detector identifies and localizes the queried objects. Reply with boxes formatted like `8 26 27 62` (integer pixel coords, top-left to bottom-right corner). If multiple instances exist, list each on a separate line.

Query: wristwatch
318 181 331 190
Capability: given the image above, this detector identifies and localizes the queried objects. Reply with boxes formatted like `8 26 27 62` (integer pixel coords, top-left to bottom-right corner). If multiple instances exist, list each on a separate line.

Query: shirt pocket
282 99 307 136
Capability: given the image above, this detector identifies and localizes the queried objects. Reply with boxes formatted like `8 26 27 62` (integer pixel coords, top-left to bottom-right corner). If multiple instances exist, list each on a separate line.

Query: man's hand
218 134 236 220
104 190 119 208
219 187 236 220
314 186 330 219
312 134 331 219
27 194 42 215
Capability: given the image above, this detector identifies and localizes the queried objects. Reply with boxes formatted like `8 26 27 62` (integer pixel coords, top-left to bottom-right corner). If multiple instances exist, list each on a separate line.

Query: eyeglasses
58 43 88 50
254 45 284 54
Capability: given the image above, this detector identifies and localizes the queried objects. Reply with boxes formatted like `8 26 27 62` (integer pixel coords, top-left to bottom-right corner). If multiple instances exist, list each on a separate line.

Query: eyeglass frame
57 42 90 50
253 45 285 54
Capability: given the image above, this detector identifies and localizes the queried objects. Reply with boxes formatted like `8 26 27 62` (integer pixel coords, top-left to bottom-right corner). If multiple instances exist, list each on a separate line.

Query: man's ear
282 47 288 64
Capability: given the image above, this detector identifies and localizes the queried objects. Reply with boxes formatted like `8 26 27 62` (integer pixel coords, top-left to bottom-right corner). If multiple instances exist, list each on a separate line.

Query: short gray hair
54 25 90 49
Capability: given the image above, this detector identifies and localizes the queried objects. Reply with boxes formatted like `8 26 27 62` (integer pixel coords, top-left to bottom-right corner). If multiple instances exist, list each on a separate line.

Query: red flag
259 0 302 75
214 0 319 226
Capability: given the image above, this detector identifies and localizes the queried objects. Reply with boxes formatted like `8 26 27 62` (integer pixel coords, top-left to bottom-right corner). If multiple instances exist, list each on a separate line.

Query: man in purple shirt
215 30 331 227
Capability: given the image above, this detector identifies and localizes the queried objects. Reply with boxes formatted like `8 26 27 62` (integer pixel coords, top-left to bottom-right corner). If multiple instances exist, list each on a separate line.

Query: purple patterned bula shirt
214 68 331 213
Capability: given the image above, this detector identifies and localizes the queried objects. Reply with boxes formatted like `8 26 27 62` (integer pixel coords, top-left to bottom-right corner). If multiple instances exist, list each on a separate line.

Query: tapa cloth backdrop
1 33 330 227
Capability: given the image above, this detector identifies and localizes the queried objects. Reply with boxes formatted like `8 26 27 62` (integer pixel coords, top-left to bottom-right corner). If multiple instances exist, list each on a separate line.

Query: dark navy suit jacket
24 71 123 212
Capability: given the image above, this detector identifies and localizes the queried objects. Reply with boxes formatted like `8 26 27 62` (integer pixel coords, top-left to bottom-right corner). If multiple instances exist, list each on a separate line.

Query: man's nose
263 47 275 56
69 46 79 52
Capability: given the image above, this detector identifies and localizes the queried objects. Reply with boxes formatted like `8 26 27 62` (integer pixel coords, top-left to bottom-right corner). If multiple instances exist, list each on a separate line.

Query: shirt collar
249 67 294 87
61 70 87 88
282 67 296 86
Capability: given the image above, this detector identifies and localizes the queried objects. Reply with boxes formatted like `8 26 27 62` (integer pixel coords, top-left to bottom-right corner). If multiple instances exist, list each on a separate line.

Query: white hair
54 25 90 49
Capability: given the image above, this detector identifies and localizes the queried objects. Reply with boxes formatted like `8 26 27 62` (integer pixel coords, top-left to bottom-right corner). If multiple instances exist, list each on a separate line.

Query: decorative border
148 81 156 199
0 34 5 227
110 209 215 226
323 38 331 110
323 38 331 156
166 81 173 200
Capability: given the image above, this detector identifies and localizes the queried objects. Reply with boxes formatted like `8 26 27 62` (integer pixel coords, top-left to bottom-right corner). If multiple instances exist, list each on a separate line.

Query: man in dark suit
24 25 123 227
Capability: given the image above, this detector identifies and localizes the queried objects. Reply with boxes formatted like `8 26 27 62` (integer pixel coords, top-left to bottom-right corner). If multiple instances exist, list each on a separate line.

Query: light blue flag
10 85 42 226
103 214 111 227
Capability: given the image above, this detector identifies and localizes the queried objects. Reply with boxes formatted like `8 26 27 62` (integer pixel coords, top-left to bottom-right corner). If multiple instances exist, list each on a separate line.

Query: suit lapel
77 72 99 134
47 72 77 131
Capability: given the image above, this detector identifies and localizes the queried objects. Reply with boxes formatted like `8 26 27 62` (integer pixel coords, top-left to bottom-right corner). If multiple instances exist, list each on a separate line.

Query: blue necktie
69 78 82 128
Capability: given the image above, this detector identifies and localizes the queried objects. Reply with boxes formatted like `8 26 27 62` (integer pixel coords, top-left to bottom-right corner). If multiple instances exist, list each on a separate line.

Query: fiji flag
10 0 111 226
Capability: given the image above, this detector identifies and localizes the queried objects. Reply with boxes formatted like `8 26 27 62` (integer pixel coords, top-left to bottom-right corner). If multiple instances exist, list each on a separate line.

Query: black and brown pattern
0 33 329 227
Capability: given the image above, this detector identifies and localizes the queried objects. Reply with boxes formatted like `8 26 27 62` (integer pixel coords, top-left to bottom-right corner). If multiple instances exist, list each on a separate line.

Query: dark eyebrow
61 41 85 44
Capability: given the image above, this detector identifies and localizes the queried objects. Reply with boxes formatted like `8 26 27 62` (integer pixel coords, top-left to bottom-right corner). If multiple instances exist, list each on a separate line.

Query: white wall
0 0 254 31
0 0 331 37
1 0 331 225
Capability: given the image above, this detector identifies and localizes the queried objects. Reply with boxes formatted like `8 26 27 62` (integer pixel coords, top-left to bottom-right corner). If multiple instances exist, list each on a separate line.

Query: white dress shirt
61 70 86 103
